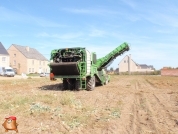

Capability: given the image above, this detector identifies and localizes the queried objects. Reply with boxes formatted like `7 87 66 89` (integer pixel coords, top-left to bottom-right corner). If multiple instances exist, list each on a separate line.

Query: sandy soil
0 75 178 134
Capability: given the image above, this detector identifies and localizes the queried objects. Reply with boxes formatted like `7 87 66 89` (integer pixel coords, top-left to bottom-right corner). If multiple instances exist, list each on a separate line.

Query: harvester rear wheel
68 79 75 90
75 80 81 91
63 79 68 90
86 76 95 91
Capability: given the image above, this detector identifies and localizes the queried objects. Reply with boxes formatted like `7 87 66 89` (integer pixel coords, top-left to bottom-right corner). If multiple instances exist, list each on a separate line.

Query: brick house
118 55 155 73
0 42 10 67
7 44 49 74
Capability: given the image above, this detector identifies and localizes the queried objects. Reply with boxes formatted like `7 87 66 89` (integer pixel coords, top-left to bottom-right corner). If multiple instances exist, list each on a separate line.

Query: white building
0 42 10 67
118 55 155 73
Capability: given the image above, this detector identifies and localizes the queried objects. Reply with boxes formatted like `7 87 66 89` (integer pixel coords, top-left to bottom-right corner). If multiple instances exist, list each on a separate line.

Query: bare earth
0 75 178 134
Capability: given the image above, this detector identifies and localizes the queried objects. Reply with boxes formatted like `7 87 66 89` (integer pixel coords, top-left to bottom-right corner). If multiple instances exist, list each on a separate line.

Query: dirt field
0 75 178 134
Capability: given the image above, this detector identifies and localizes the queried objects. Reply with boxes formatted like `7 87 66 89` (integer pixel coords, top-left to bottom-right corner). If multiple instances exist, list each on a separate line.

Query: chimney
26 46 29 52
128 54 131 75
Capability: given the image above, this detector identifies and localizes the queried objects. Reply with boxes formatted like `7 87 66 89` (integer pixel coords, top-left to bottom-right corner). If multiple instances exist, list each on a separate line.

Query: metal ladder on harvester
79 62 86 89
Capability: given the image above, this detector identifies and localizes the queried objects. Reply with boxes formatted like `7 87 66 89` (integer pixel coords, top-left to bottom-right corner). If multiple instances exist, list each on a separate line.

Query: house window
14 54 16 57
32 68 34 73
43 61 45 65
14 60 16 65
32 60 34 65
2 57 6 62
39 61 41 65
124 60 126 63
29 68 31 73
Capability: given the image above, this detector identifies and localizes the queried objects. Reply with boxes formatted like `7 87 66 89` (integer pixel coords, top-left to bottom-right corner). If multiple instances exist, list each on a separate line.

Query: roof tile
13 44 48 61
0 42 9 55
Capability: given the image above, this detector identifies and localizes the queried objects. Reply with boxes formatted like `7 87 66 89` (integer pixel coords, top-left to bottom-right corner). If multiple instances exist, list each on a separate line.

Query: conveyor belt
50 62 80 75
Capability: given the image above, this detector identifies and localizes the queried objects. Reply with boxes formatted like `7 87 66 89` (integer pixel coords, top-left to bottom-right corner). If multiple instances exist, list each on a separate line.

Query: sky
0 0 178 70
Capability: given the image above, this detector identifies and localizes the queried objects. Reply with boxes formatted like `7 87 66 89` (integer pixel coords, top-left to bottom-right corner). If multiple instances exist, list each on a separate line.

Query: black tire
68 79 75 90
86 76 95 91
75 80 81 91
63 79 68 90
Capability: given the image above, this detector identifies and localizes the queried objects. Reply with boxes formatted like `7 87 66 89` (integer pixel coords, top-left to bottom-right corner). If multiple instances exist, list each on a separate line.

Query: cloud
88 28 106 37
31 17 65 27
129 42 178 62
120 0 137 9
0 6 23 21
0 33 18 37
0 6 64 27
36 32 83 40
62 7 120 16
143 12 178 28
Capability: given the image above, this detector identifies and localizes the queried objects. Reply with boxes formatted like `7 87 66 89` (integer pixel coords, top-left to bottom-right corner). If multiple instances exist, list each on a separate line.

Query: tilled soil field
0 75 178 134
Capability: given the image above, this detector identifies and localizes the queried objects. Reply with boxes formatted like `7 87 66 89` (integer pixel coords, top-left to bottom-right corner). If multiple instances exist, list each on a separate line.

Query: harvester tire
86 76 95 91
63 79 68 90
75 80 81 91
68 79 74 90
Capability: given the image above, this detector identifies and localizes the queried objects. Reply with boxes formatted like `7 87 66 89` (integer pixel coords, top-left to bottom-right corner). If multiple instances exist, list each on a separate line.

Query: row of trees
163 67 178 69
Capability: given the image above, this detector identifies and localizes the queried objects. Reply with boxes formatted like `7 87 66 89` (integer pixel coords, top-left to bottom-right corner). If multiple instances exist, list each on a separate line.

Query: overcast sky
0 0 178 70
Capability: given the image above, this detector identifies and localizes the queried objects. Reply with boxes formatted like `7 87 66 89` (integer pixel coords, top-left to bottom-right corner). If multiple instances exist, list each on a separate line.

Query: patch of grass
60 92 75 106
27 73 40 77
97 106 121 122
61 113 90 129
81 105 94 113
109 107 121 118
74 99 82 109
30 103 51 114
13 96 31 105
0 95 32 110
0 102 12 110
36 94 56 104
51 106 61 117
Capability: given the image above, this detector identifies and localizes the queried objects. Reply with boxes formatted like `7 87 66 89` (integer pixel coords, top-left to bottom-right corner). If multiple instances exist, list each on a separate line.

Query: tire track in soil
124 79 142 133
98 76 178 134
152 94 178 133
105 76 178 134
142 78 178 133
130 93 141 134
132 81 142 133
138 79 159 133
128 79 157 134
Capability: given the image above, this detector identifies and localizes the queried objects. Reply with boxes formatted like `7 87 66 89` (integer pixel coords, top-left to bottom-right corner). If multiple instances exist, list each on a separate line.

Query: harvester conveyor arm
96 42 130 70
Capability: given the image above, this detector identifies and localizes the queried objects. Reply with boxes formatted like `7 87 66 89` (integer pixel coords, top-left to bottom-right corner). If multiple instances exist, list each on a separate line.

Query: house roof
118 55 139 66
0 42 9 55
12 44 48 61
138 64 155 70
139 64 148 69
